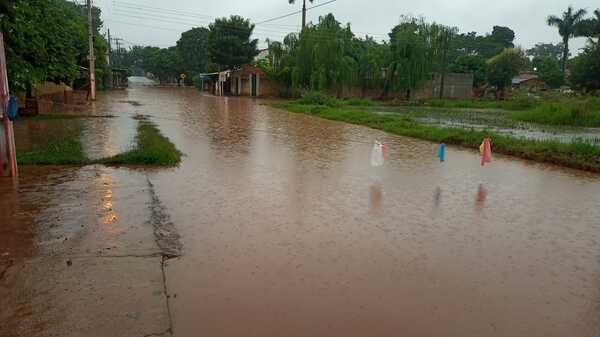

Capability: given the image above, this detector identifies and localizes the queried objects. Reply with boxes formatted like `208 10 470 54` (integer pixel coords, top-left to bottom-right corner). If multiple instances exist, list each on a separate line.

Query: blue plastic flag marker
7 95 18 121
437 143 446 162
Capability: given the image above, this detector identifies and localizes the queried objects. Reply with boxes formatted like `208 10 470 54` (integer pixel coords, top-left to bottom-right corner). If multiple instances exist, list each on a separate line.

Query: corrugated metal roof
512 74 539 84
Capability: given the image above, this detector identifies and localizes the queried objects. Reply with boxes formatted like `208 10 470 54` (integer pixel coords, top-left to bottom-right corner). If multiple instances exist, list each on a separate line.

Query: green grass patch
274 102 600 172
342 97 377 106
510 97 600 127
18 117 182 167
424 97 537 111
17 130 88 165
100 117 182 166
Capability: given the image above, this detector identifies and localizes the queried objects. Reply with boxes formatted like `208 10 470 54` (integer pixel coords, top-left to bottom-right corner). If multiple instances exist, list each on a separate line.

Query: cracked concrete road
1 165 177 337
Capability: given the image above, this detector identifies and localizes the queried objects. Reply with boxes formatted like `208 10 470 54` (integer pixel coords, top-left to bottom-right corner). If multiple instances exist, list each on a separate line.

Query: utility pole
114 38 123 68
106 29 113 89
439 29 449 99
301 0 307 29
87 0 96 100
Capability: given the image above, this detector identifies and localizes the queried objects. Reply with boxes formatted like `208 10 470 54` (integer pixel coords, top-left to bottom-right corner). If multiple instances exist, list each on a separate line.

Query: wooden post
0 32 17 177
87 0 96 100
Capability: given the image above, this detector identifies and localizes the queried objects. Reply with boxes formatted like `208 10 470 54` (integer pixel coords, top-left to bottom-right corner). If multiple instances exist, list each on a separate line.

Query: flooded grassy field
3 86 600 337
373 106 600 145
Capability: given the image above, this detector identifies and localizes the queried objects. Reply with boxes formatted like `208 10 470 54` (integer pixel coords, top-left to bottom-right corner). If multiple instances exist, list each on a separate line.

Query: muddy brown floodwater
3 86 600 337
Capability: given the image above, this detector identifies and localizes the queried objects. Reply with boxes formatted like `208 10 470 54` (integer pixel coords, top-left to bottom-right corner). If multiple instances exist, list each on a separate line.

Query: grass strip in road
17 116 182 167
99 117 182 166
16 130 88 165
274 102 600 172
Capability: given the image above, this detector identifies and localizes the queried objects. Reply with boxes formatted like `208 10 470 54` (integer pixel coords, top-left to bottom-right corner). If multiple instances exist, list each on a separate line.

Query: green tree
176 27 209 78
448 54 487 87
450 26 515 60
569 43 600 92
532 56 563 88
206 16 258 70
547 6 588 73
490 26 515 49
526 42 563 60
580 9 600 43
0 0 109 93
1 1 83 92
486 48 528 96
152 47 183 83
386 18 450 99
285 14 357 91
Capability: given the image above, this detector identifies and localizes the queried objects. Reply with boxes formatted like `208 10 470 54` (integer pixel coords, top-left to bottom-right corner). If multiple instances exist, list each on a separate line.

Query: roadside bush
505 94 538 110
297 91 340 107
192 75 202 90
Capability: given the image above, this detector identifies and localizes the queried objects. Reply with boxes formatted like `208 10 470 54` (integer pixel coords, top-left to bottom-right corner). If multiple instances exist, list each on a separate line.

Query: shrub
297 91 340 107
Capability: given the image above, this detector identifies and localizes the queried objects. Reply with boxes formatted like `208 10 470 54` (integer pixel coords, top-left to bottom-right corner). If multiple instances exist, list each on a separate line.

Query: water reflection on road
118 87 600 337
4 86 600 337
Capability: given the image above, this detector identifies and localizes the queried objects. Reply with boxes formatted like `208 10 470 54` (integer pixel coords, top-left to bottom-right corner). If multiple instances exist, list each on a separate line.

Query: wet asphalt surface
2 86 600 337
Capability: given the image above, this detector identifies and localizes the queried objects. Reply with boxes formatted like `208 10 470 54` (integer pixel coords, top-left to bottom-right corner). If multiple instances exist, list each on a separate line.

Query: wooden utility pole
0 33 17 177
106 29 113 89
439 29 450 99
301 0 307 29
87 0 96 100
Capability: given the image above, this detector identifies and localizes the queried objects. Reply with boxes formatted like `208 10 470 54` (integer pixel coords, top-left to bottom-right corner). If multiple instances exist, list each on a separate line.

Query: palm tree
289 0 314 29
547 6 588 73
585 9 600 43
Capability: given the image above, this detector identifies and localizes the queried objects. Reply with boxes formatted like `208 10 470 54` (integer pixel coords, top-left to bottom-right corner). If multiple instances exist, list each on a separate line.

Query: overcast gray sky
96 0 597 52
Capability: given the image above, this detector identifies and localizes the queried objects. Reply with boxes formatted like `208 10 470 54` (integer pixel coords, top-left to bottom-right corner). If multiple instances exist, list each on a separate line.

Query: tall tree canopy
176 27 209 77
579 9 600 43
486 48 528 94
0 0 108 92
206 16 258 70
489 26 516 49
386 18 454 98
532 56 563 88
570 43 600 92
448 55 487 87
526 43 563 60
547 6 588 73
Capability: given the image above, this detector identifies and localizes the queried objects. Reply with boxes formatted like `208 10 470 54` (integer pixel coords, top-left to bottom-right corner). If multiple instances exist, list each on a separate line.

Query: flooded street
3 86 600 337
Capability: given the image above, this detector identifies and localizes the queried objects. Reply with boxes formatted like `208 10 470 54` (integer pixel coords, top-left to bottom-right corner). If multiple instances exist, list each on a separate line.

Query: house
254 48 269 62
200 64 279 97
512 74 546 91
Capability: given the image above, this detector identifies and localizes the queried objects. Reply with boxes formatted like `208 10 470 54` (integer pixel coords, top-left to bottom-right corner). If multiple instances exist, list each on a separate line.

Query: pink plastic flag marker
480 138 492 166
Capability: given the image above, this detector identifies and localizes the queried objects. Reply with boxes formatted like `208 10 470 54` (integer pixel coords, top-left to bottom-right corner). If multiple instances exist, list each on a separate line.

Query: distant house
512 74 546 91
200 64 279 97
254 48 269 62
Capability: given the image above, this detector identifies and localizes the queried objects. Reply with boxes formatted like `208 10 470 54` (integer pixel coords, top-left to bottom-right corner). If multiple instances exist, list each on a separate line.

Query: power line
110 7 384 41
112 9 295 35
255 0 338 25
104 18 289 41
112 0 215 19
106 0 390 48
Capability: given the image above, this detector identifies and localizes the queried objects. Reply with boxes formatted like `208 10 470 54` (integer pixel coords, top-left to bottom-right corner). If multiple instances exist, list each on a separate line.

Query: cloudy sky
95 0 597 52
